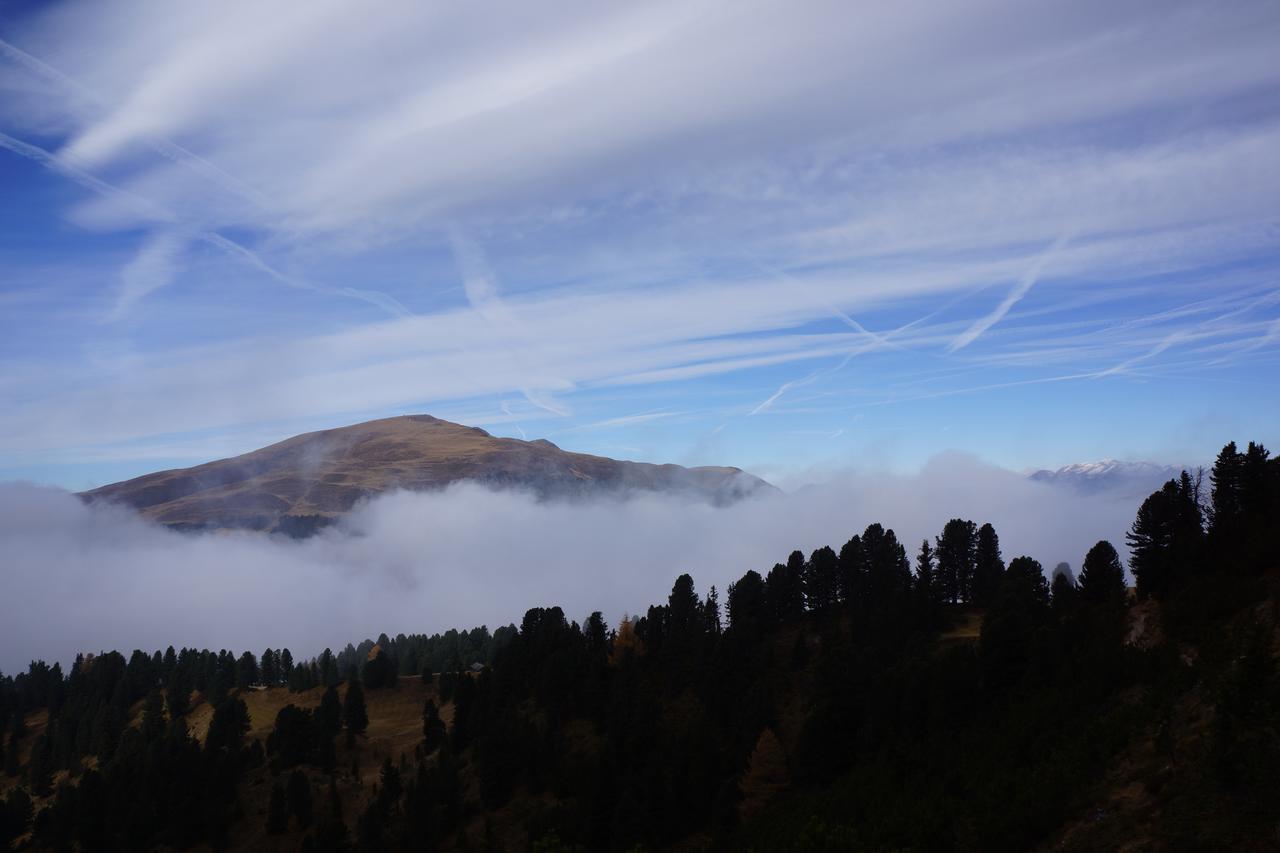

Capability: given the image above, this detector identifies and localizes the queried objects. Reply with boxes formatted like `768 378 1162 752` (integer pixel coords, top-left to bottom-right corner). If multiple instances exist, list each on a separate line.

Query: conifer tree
140 689 166 742
236 651 259 689
704 586 723 635
738 728 790 820
4 733 20 778
915 539 940 608
972 523 1005 607
318 685 342 739
1050 563 1078 616
343 681 369 745
266 781 289 834
314 779 349 853
261 649 278 687
288 769 314 829
936 519 978 604
1079 540 1127 608
422 700 446 754
27 733 52 796
805 546 840 612
837 534 866 603
1128 473 1204 599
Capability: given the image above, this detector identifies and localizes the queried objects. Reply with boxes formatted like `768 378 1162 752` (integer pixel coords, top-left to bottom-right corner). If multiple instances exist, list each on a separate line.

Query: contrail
949 233 1070 352
0 130 172 222
0 130 408 316
0 37 272 211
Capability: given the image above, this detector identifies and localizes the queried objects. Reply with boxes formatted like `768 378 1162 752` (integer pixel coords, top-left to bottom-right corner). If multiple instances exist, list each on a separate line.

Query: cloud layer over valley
0 456 1142 672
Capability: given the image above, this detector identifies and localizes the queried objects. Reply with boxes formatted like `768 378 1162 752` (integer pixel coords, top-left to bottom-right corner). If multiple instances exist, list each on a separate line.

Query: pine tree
805 546 840 612
320 649 338 688
288 769 314 829
1079 540 1127 607
314 779 349 853
280 649 295 685
140 689 166 742
704 586 723 635
837 534 866 603
236 651 259 689
261 649 278 687
862 523 911 602
266 781 289 834
915 539 939 607
318 685 342 739
972 523 1005 607
611 615 643 663
1128 473 1204 599
936 519 978 604
422 700 446 754
343 681 368 745
4 733 20 778
1050 563 1078 616
738 728 790 820
28 733 53 796
1210 441 1245 536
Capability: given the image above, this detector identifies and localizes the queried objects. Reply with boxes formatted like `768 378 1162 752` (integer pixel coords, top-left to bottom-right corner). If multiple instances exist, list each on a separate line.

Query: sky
1 0 1278 491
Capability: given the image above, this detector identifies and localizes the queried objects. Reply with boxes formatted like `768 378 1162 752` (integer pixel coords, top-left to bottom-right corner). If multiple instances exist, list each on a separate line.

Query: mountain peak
80 415 775 535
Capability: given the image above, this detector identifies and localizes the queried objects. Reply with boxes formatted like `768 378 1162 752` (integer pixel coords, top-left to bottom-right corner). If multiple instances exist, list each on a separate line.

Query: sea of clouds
0 453 1142 672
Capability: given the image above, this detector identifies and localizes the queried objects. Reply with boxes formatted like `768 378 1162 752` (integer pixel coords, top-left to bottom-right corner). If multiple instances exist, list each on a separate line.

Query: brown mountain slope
80 414 776 534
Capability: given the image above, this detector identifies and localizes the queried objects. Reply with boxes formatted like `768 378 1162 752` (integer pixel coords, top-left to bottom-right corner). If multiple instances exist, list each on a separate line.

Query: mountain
1027 458 1182 497
80 415 776 534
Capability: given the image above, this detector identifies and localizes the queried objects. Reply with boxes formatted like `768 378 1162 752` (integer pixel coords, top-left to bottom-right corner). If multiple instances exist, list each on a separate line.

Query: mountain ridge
1028 458 1182 497
80 415 776 535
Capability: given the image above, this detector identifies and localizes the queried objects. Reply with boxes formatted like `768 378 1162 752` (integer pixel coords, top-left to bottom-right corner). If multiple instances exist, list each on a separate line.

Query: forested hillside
2 440 1277 852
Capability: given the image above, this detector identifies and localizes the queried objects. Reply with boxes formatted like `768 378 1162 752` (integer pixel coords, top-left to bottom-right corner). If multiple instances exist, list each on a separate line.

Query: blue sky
1 0 1278 491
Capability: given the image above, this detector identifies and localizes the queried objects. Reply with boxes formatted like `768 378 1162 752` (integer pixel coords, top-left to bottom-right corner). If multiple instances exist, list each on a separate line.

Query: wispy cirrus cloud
0 0 1277 480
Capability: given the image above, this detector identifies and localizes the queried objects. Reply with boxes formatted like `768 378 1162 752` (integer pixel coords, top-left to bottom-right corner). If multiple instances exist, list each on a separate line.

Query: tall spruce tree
972 523 1005 607
1079 540 1127 607
343 681 369 745
936 519 978 604
1128 473 1204 599
805 546 840 612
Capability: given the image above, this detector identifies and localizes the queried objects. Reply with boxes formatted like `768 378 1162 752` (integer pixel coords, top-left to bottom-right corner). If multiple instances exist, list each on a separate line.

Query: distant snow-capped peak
1028 459 1182 496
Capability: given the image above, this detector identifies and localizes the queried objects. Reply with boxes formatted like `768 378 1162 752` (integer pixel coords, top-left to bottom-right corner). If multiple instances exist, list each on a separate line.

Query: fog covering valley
0 452 1141 672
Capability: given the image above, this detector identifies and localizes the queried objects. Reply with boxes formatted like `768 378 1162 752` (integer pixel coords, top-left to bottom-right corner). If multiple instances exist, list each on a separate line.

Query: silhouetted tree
343 681 368 745
915 539 940 608
261 649 278 687
727 571 766 638
704 585 723 635
1050 563 1078 617
362 647 398 690
422 699 446 754
805 546 840 612
1079 540 1127 608
765 552 806 624
837 534 866 603
317 685 342 739
936 519 978 603
206 696 250 754
972 523 1005 607
981 556 1050 687
1128 472 1204 599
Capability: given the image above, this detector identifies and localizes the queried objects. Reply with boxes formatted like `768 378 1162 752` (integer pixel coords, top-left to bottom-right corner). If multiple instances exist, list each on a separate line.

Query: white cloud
0 454 1140 672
